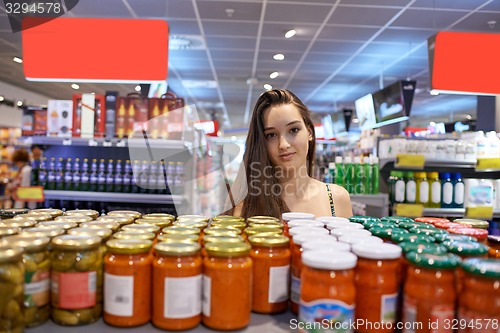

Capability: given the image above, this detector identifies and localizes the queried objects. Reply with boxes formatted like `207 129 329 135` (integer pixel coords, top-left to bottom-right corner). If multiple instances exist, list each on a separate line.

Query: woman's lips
279 152 296 161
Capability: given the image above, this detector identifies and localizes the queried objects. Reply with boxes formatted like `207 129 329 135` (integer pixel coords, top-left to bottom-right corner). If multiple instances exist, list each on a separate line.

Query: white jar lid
302 250 357 270
315 216 350 225
352 243 402 260
289 227 330 237
330 228 372 239
288 219 324 228
326 222 364 230
282 212 315 221
302 239 351 252
338 235 384 245
293 234 334 246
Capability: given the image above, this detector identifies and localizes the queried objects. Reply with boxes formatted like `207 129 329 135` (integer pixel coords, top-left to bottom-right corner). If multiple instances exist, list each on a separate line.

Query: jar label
269 265 290 303
52 271 96 309
402 296 417 333
164 275 202 318
430 304 454 333
104 273 133 317
406 181 417 203
299 299 355 333
25 270 50 307
454 182 465 205
202 275 211 317
380 292 398 323
290 274 301 304
431 181 441 203
419 182 429 203
395 180 405 203
443 182 453 204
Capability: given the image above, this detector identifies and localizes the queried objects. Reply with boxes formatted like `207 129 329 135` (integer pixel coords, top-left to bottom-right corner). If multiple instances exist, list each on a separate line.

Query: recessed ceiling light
71 84 80 90
430 89 439 96
285 29 296 38
264 83 273 90
352 118 359 124
135 85 142 92
273 53 285 61
270 72 279 79
16 100 23 107
91 92 95 95
465 114 472 120
0 96 4 102
13 57 22 63
429 121 436 126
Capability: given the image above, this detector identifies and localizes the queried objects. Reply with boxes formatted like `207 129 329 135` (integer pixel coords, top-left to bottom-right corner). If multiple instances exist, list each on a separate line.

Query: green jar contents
349 216 381 224
369 227 409 243
408 227 448 239
0 246 25 333
414 172 430 207
442 241 489 259
50 235 103 326
392 233 435 244
3 235 51 327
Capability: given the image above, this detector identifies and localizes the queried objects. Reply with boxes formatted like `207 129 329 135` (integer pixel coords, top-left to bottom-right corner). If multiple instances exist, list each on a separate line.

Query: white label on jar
402 296 417 333
202 275 211 317
269 265 290 303
395 180 405 203
406 180 416 203
164 275 202 319
104 273 133 317
380 293 398 323
431 181 441 203
290 274 301 304
299 299 355 333
454 182 465 205
443 182 453 204
419 181 429 204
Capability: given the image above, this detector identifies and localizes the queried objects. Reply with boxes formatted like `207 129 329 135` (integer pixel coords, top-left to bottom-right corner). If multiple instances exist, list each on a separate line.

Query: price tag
395 203 424 218
103 140 113 147
13 186 45 202
465 206 493 219
88 139 98 146
475 158 500 171
395 154 425 169
62 139 72 146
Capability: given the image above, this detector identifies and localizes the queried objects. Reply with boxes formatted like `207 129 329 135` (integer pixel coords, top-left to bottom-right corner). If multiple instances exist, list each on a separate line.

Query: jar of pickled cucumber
3 235 51 327
67 228 112 257
0 246 25 332
50 235 103 326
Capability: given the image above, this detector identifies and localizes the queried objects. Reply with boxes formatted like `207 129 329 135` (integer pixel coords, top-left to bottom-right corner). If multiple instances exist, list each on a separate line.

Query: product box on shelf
72 93 106 138
47 100 73 137
104 91 118 139
21 106 47 136
115 94 149 138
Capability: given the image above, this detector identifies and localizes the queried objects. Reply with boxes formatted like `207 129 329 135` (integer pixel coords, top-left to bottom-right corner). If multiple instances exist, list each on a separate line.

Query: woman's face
262 103 312 173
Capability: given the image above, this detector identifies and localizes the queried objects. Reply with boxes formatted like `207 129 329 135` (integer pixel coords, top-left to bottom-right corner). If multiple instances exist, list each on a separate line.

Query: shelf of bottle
380 158 478 170
422 207 500 218
43 190 183 205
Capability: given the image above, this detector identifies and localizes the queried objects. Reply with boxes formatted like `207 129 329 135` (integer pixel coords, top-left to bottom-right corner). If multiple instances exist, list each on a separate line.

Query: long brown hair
240 89 316 219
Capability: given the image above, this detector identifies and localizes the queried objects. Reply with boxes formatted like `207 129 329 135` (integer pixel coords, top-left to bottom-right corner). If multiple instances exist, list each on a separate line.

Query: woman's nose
279 136 291 150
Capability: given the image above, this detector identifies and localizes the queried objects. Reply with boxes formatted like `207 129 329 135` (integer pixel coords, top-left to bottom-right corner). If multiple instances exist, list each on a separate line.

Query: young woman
231 89 352 219
6 148 36 209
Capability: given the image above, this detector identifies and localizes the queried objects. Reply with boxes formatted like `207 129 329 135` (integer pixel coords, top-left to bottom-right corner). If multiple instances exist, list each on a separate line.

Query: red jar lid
434 221 467 230
448 227 488 240
415 217 450 225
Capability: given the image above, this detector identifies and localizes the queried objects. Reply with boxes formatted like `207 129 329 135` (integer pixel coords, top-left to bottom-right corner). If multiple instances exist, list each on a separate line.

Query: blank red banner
22 17 168 83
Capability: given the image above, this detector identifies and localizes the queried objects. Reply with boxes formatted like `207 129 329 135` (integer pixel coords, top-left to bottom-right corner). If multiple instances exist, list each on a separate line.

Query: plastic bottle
428 172 441 208
415 172 429 207
394 171 406 204
371 156 379 194
405 172 417 204
334 156 344 187
441 173 454 208
344 156 353 194
451 173 465 208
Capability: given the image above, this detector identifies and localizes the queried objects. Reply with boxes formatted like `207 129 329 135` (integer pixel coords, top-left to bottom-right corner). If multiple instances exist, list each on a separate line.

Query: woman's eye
290 127 300 134
265 133 276 139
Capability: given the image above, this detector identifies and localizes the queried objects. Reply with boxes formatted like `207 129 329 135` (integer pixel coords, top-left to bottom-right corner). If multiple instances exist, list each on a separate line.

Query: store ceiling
0 0 499 130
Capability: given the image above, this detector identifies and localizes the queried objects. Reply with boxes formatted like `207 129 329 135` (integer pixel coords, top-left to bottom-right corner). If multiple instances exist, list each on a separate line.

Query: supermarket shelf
423 207 500 218
44 190 183 205
380 158 477 170
350 193 389 217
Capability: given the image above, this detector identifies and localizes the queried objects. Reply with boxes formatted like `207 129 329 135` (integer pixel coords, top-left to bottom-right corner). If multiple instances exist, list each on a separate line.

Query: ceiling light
0 96 4 102
13 57 22 63
430 89 439 96
284 29 296 38
71 84 80 90
429 121 436 126
16 100 23 107
91 92 95 95
465 114 472 120
264 84 273 90
270 72 279 79
273 53 285 61
352 118 359 124
135 85 141 92
169 35 206 50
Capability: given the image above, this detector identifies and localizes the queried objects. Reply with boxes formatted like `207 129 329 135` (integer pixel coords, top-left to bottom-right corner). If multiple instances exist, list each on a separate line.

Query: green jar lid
436 234 477 243
381 216 414 224
408 227 448 239
349 216 380 224
363 221 396 229
461 258 500 279
370 227 409 239
406 252 461 269
398 221 434 230
392 233 435 244
398 241 448 255
443 241 489 256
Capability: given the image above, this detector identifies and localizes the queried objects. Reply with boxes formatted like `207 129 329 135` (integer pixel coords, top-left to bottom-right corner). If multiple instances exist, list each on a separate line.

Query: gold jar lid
136 218 172 228
20 227 65 238
142 213 175 221
30 208 64 218
157 233 199 243
454 219 489 229
248 221 283 229
113 231 156 241
0 219 37 229
2 235 50 252
122 224 160 234
0 246 23 263
203 235 245 244
212 215 245 223
12 215 41 222
55 215 94 223
154 242 201 256
80 221 120 231
21 213 53 222
38 221 78 230
247 216 280 224
1 208 29 217
176 215 209 223
107 210 142 220
245 226 282 237
211 220 246 230
97 215 134 226
161 226 200 236
204 227 240 237
205 242 251 257
51 235 101 250
248 234 289 247
68 227 113 241
173 220 208 230
106 239 152 254
64 209 100 219
0 226 20 237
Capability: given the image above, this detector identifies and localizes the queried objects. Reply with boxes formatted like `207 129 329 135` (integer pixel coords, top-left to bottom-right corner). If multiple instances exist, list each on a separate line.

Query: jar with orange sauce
121 223 160 235
153 242 202 330
352 243 402 333
458 258 500 333
299 250 357 331
403 252 461 333
157 233 200 244
247 216 280 224
103 239 153 327
96 215 134 227
201 235 245 257
443 240 489 259
248 234 290 314
281 212 315 236
245 226 282 238
202 242 252 330
487 235 500 258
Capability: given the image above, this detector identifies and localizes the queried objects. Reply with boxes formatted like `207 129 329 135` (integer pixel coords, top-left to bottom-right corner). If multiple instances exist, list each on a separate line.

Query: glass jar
68 227 112 257
142 213 175 221
248 235 290 314
454 218 489 230
211 220 246 231
202 242 252 330
281 212 315 236
64 209 100 220
403 252 461 332
448 227 488 244
176 215 209 223
18 213 52 222
112 231 156 242
20 227 65 239
153 242 202 330
50 235 103 326
245 226 282 238
299 250 357 331
104 239 153 327
0 208 29 219
96 215 134 227
0 226 20 238
55 215 93 224
4 235 51 327
0 219 37 229
352 243 402 333
173 220 208 231
349 216 381 224
0 246 25 332
121 224 160 235
107 210 142 220
37 221 78 231
157 233 200 244
79 221 120 232
31 208 64 219
369 227 409 243
211 215 244 223
488 235 500 258
247 216 280 225
458 258 500 333
443 240 489 259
